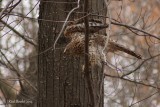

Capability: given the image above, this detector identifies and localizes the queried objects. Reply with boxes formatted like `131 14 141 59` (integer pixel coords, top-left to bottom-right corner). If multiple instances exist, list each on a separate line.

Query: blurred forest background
0 0 160 107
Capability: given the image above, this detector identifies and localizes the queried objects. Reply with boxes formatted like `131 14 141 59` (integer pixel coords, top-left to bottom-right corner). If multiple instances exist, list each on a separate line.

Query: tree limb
84 0 95 107
0 19 37 47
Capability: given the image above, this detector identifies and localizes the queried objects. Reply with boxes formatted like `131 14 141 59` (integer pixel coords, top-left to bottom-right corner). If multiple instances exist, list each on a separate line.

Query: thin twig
102 0 112 62
129 91 158 107
0 0 14 18
0 0 22 19
91 14 160 40
111 21 160 40
35 0 80 58
0 19 37 47
104 73 160 90
0 50 37 92
53 0 80 50
122 53 160 77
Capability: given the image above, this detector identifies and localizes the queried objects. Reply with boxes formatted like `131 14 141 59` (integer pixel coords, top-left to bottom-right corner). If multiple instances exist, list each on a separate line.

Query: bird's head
63 19 108 38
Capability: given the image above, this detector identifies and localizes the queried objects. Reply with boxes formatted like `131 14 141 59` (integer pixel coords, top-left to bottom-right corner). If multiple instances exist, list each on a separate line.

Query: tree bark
38 0 106 107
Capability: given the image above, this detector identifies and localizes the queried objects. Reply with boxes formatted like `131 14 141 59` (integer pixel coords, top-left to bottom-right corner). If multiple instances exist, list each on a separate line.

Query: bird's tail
109 42 142 59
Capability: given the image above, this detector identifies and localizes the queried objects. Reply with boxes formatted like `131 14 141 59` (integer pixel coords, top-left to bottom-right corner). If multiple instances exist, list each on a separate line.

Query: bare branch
129 91 158 107
102 0 112 62
111 21 160 40
83 0 95 106
91 14 160 40
0 0 22 19
122 53 160 77
0 19 37 47
53 0 80 50
0 50 37 92
0 0 14 18
104 73 160 90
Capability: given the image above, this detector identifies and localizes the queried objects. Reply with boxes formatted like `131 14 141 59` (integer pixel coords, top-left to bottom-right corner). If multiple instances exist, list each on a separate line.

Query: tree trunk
38 0 106 107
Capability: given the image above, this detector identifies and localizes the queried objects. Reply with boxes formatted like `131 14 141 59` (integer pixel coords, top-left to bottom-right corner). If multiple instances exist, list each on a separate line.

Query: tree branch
84 0 95 107
0 0 22 19
111 21 160 40
91 14 160 40
0 50 37 92
0 0 14 18
0 19 37 47
104 73 160 90
122 53 160 77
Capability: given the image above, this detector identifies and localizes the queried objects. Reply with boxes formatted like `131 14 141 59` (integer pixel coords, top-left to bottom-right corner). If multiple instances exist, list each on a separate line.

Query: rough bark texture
38 0 106 107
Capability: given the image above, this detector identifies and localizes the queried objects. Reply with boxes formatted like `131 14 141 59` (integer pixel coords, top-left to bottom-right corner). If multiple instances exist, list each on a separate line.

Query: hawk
63 20 142 66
